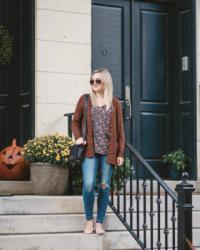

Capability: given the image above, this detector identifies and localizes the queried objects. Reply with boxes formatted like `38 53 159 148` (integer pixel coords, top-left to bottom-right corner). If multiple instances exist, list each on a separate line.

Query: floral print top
91 105 112 155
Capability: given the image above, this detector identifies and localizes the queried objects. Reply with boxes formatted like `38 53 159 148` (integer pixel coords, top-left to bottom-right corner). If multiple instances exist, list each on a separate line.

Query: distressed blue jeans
82 154 114 224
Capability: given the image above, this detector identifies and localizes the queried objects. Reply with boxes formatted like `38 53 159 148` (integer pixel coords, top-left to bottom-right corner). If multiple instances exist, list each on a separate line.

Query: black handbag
69 94 89 163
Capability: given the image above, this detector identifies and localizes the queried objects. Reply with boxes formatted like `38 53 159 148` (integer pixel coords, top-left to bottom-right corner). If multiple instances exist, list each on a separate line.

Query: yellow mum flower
56 154 60 161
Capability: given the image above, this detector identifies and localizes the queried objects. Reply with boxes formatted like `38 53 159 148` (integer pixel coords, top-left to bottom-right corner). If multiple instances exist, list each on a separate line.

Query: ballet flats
95 223 105 235
84 219 94 234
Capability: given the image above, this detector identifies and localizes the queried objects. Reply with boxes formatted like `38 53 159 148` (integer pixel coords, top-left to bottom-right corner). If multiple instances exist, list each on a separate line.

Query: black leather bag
69 144 86 163
69 94 88 163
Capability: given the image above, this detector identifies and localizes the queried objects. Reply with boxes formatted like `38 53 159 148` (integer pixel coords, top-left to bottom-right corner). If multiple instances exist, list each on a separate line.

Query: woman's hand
117 157 124 166
76 137 87 145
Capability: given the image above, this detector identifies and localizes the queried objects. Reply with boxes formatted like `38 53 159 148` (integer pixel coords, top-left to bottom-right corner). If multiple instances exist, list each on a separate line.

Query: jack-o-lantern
0 139 30 180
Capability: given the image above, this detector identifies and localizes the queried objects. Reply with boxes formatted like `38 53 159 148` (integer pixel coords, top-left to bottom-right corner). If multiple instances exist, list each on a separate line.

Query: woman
71 68 125 234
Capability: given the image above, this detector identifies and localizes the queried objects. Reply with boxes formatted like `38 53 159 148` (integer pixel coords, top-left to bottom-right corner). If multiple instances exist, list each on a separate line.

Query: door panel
0 0 35 149
92 0 132 142
142 11 168 103
92 5 123 97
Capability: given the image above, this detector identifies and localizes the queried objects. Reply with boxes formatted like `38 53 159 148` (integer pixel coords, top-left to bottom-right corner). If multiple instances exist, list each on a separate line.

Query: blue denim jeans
82 154 114 224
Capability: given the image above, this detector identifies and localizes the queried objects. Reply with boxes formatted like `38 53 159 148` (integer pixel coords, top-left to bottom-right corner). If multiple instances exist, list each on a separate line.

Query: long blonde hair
89 68 113 110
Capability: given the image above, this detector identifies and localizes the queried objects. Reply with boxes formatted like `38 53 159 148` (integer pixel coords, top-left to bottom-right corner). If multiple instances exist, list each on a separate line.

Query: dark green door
92 0 196 179
132 1 176 178
0 0 35 150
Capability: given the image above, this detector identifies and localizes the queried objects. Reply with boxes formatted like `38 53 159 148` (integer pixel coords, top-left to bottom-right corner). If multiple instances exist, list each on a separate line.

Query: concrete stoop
0 195 140 250
0 195 199 250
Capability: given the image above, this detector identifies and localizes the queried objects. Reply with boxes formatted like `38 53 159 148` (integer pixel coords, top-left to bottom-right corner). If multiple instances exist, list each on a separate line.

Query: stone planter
30 163 69 195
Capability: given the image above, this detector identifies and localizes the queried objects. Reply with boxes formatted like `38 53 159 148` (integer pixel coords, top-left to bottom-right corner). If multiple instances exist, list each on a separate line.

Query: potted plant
23 133 74 195
161 148 189 180
111 157 130 193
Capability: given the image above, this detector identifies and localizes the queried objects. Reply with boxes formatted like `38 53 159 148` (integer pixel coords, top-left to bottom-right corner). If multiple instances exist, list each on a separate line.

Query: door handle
125 99 132 120
125 85 132 120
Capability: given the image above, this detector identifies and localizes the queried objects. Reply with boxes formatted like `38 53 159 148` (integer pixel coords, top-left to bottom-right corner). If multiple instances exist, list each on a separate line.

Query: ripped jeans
82 154 114 224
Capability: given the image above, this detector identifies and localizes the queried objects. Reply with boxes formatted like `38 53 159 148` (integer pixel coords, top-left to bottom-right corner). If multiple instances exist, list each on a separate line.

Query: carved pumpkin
0 139 30 180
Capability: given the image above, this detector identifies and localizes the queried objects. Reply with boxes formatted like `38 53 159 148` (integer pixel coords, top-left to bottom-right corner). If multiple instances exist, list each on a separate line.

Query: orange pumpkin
0 139 30 180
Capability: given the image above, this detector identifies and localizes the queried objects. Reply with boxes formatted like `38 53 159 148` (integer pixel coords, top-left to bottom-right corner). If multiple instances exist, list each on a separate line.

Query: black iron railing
64 112 195 250
64 113 74 137
110 143 195 250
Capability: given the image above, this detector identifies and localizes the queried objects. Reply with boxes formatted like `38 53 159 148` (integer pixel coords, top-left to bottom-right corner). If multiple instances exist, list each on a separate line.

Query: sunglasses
90 79 102 85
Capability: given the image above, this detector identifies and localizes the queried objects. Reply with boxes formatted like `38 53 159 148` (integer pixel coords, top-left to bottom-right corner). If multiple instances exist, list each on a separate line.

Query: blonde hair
89 68 113 110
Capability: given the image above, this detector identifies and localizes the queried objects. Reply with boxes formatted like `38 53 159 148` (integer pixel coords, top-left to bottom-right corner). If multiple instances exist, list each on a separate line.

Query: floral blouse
91 105 112 155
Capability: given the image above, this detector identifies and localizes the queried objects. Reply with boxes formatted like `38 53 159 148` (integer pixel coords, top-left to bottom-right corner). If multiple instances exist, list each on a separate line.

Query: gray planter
30 163 69 195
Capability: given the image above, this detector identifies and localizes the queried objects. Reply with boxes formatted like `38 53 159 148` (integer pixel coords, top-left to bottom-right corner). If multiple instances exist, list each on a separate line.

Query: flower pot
30 163 69 195
169 167 180 180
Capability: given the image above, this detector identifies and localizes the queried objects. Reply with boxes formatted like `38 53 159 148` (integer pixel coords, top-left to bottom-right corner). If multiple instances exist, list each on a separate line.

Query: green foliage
161 148 189 171
23 133 74 166
0 25 14 65
112 157 130 191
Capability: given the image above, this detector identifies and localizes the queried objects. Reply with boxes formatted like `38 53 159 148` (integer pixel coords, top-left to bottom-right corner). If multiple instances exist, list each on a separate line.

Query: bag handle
82 94 89 141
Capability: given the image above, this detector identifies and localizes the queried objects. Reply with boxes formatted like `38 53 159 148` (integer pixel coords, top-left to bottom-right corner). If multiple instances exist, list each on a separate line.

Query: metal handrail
126 143 178 203
109 142 179 249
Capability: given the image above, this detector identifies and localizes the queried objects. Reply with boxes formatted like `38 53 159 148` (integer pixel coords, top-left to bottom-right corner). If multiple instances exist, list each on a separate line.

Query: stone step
0 195 85 215
0 213 124 234
0 181 32 195
0 211 199 235
0 232 106 250
0 180 199 195
0 229 199 250
0 232 140 250
0 195 199 215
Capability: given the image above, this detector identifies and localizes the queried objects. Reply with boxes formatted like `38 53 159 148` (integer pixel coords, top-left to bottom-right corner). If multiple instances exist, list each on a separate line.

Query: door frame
30 0 35 139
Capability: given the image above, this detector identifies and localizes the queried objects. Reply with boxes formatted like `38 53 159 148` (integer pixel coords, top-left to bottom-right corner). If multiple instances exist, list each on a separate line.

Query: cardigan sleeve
71 95 84 140
116 99 125 158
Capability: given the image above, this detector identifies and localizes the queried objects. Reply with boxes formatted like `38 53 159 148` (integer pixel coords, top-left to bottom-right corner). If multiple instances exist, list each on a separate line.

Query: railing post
175 172 195 250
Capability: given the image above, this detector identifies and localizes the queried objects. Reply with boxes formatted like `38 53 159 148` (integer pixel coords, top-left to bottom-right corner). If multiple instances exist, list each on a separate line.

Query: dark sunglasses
90 79 102 85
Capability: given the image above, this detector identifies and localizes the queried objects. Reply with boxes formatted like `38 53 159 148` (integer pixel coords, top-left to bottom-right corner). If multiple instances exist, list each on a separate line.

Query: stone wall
35 0 91 136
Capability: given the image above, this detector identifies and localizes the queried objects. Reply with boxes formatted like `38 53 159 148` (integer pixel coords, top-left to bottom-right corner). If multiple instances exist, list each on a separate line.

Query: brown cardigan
71 94 125 166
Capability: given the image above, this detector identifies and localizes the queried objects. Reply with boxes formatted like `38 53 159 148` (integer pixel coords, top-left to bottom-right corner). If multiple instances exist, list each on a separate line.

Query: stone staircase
0 195 199 250
0 195 140 250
